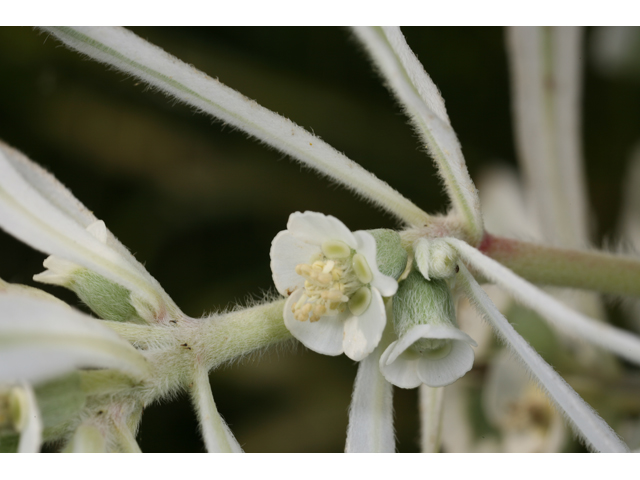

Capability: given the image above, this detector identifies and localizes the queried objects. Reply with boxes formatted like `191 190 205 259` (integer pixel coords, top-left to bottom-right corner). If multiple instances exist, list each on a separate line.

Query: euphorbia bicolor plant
1 26 640 453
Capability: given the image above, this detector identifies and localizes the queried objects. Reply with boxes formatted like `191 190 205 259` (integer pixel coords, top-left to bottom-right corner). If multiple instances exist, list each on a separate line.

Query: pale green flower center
292 240 373 322
410 338 453 359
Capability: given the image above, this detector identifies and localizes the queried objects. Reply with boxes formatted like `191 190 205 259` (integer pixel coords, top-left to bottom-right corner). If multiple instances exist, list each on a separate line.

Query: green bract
368 229 408 280
393 270 457 338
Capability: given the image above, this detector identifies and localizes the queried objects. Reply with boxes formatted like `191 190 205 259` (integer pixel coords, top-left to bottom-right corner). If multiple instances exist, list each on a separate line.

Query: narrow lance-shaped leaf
448 238 640 366
40 27 431 227
0 295 150 384
345 321 395 453
352 27 483 244
190 364 243 453
507 28 612 377
0 142 181 320
456 263 628 453
507 27 589 248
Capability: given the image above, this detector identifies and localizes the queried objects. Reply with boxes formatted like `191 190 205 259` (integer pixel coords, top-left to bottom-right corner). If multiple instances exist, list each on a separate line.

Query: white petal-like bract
380 324 476 389
0 295 150 384
283 290 346 356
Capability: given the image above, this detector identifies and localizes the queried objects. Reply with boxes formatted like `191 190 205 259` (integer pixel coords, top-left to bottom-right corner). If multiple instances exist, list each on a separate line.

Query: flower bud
33 221 152 323
414 237 459 280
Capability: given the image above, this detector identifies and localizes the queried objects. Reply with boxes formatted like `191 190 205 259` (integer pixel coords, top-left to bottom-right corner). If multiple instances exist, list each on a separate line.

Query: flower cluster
270 211 477 388
270 211 398 361
2 25 639 455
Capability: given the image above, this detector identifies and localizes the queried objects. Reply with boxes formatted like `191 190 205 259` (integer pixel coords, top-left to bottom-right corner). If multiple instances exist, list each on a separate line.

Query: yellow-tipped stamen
292 247 373 322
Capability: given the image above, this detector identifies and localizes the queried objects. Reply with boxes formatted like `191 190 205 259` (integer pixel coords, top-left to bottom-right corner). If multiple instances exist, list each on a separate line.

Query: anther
318 273 333 284
322 261 335 274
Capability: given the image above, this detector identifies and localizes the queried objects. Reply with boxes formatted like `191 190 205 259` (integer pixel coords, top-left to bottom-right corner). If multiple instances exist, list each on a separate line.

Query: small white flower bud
414 237 459 280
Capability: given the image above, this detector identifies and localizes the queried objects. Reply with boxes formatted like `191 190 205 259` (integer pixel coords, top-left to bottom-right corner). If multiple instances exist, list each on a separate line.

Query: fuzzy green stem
480 233 640 297
196 299 291 372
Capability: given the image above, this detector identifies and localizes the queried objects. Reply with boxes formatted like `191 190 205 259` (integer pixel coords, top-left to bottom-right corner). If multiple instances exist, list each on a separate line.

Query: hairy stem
195 299 291 372
480 233 640 297
110 417 141 453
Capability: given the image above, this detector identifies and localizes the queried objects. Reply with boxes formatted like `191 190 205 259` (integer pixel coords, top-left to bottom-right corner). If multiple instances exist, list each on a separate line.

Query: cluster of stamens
291 240 373 322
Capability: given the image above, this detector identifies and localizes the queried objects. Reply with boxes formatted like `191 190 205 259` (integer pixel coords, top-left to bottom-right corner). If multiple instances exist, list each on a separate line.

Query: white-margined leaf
40 27 430 227
0 295 150 384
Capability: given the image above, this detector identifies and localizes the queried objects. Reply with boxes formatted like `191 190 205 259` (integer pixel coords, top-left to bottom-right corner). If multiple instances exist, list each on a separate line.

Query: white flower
482 350 567 453
379 269 477 389
270 211 398 361
380 324 477 388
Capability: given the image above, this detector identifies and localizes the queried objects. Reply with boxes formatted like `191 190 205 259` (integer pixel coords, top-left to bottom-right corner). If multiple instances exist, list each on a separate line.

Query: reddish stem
479 233 640 297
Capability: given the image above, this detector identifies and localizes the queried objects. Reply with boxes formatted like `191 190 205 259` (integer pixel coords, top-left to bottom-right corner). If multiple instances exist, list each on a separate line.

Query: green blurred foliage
1 27 639 452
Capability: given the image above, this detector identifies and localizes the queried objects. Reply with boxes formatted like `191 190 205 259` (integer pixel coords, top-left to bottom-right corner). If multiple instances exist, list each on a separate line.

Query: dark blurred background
0 27 639 452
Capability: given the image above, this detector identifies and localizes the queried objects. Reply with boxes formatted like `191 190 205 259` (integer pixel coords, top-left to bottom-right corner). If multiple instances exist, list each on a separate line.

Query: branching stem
480 233 640 297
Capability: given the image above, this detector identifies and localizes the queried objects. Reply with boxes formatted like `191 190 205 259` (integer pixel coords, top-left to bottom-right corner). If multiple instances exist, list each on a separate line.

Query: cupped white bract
381 269 477 388
270 211 398 361
380 324 477 388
